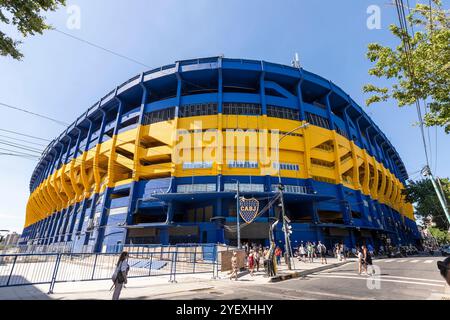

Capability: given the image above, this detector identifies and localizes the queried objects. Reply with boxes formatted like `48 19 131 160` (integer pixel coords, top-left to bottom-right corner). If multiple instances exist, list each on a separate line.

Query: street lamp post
231 179 241 249
276 122 309 270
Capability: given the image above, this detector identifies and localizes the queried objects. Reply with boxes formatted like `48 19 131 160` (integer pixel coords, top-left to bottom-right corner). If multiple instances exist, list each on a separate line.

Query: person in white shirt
356 247 364 275
112 251 130 300
298 244 306 263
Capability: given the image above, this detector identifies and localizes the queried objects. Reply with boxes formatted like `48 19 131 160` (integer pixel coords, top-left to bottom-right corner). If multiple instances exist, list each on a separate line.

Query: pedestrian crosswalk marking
309 275 444 287
372 258 437 264
321 272 444 283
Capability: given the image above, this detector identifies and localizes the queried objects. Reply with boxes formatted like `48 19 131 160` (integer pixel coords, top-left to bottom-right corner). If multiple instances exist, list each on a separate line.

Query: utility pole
276 122 309 270
278 183 292 270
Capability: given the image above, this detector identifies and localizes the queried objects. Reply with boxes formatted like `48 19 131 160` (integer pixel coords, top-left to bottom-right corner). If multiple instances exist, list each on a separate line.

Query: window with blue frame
223 103 262 116
143 107 175 125
179 103 218 117
267 105 299 120
306 112 331 130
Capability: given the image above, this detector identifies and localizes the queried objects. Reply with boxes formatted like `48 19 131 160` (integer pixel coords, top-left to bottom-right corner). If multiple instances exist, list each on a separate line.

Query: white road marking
318 272 444 283
381 259 395 263
409 260 420 263
424 260 434 263
309 275 444 287
397 260 408 263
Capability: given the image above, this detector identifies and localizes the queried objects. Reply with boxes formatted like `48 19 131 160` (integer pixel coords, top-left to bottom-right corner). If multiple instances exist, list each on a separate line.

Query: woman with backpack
112 251 130 300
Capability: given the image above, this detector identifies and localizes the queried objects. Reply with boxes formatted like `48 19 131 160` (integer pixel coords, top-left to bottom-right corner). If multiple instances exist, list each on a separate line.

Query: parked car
440 245 450 256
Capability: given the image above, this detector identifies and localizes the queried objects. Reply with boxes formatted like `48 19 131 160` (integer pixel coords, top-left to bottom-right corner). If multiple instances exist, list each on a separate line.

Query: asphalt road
158 256 447 300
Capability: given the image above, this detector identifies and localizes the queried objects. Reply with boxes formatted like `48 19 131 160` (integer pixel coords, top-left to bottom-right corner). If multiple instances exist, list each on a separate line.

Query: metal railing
0 244 220 293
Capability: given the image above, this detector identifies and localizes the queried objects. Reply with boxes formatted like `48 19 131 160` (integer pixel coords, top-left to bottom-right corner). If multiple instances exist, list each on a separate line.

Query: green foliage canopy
403 178 450 230
364 0 450 132
0 0 65 60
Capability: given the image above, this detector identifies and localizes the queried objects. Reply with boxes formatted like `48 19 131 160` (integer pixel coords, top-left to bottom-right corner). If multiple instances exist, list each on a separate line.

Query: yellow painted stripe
25 115 413 228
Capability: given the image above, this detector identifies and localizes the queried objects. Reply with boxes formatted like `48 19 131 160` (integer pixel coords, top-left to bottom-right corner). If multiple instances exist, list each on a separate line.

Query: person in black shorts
362 244 374 275
318 241 327 264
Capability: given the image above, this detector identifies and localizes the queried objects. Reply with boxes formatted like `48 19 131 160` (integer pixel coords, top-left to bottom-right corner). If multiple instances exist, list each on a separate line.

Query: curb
269 261 351 283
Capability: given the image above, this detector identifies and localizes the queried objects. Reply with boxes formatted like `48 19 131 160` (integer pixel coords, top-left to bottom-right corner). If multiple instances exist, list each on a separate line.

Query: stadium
19 56 421 253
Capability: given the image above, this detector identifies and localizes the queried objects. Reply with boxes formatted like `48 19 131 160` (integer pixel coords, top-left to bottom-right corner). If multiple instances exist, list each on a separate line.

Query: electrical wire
0 102 69 127
0 134 48 147
0 128 52 142
0 140 43 154
394 0 431 168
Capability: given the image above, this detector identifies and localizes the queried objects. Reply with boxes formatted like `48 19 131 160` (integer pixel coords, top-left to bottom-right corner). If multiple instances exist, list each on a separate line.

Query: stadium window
143 107 175 125
182 161 213 170
179 103 218 118
273 162 300 171
223 103 262 116
306 112 331 130
227 161 258 169
267 105 299 120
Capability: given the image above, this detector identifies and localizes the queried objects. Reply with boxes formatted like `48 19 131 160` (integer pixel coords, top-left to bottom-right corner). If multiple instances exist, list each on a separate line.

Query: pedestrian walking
307 242 314 263
111 251 130 300
230 251 238 280
356 247 364 275
338 243 346 261
248 250 255 276
362 245 374 276
298 243 306 262
275 246 282 265
318 241 327 264
254 249 260 272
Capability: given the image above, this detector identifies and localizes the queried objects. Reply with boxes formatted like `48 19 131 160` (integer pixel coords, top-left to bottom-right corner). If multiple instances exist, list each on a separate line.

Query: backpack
320 244 326 254
113 261 127 284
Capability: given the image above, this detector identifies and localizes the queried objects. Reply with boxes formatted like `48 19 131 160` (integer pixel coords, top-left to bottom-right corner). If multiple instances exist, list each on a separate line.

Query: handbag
117 270 126 284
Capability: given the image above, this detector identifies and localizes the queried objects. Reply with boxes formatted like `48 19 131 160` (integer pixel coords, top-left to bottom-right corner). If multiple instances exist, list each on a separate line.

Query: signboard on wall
239 197 259 223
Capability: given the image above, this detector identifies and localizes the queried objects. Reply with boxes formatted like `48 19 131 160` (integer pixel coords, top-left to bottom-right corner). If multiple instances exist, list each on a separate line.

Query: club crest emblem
239 197 259 223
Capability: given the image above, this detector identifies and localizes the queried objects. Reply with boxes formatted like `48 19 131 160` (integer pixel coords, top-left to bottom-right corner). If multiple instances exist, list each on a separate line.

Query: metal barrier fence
0 244 220 294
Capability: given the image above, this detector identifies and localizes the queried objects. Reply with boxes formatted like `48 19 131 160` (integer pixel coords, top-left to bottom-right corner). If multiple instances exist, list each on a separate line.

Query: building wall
20 57 420 251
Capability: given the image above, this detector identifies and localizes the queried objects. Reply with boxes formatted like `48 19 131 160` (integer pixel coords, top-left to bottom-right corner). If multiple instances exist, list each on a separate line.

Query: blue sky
0 0 448 232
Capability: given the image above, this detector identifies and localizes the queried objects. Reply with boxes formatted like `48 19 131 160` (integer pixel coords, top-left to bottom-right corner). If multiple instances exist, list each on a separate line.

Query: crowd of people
230 242 287 280
294 241 377 275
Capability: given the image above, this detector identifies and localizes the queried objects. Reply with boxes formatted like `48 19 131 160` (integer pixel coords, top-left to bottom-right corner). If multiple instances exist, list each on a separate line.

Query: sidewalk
0 257 356 300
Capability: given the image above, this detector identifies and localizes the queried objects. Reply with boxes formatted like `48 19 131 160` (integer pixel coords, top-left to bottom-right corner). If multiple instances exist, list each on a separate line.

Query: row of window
142 107 175 125
223 103 262 116
177 184 216 193
306 112 331 130
266 105 299 121
224 183 265 192
272 162 300 171
227 161 259 169
271 184 309 194
182 162 213 169
179 103 218 118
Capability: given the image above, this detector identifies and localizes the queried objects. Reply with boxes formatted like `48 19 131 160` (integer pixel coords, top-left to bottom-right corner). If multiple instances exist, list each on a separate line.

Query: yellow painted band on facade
25 115 414 227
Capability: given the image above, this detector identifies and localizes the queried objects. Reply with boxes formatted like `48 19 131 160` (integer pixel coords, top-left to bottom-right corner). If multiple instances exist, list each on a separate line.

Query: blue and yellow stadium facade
20 57 421 252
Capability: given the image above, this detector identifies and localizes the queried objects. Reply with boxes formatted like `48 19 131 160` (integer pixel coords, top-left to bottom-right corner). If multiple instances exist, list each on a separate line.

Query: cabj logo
239 197 260 223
